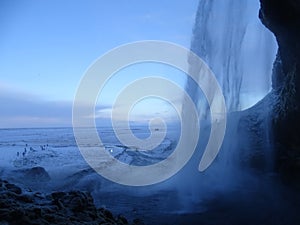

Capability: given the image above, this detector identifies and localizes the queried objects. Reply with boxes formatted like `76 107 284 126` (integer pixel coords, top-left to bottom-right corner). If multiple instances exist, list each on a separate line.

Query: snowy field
0 126 191 221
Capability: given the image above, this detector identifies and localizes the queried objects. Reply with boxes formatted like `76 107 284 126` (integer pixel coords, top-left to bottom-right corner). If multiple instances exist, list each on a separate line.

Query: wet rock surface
0 179 141 225
259 0 300 183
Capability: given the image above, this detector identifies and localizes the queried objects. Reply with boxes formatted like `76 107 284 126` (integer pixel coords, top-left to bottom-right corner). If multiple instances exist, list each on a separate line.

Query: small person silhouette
22 151 26 157
17 152 20 157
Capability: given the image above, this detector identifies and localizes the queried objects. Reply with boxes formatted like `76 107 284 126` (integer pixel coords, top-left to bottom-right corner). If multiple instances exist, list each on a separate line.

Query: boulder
23 167 51 182
0 179 135 225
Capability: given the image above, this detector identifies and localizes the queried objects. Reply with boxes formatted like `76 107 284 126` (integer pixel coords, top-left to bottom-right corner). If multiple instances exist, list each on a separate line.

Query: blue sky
0 0 199 128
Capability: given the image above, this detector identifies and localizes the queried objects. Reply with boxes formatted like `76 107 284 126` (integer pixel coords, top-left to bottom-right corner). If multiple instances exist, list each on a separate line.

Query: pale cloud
94 95 183 124
0 86 71 128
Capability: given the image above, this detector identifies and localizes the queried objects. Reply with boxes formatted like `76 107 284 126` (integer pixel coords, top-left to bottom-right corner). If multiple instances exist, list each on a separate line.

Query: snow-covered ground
0 126 188 218
0 128 82 174
0 125 180 178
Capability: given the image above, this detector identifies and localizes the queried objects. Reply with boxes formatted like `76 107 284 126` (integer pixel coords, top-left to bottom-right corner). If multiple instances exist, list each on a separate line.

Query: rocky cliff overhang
259 0 300 182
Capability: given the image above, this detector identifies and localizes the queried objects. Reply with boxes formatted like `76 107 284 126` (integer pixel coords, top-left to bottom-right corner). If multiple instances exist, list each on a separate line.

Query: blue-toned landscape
1 0 300 224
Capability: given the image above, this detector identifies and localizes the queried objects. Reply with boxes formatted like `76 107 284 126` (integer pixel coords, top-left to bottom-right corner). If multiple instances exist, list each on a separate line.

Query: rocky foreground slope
0 179 142 225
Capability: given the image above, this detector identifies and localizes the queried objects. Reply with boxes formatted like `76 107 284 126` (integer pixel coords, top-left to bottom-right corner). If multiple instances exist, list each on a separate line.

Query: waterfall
176 0 278 211
188 0 277 114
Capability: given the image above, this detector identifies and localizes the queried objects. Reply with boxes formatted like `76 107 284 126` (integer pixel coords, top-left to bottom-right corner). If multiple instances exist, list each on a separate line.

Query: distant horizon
0 119 182 130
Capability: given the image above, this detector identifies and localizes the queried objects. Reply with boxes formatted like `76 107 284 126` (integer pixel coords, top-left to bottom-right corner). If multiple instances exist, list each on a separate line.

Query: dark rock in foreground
23 167 51 182
0 179 141 225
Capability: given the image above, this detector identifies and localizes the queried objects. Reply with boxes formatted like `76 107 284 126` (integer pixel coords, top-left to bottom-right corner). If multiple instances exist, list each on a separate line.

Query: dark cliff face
259 0 300 181
259 0 300 93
